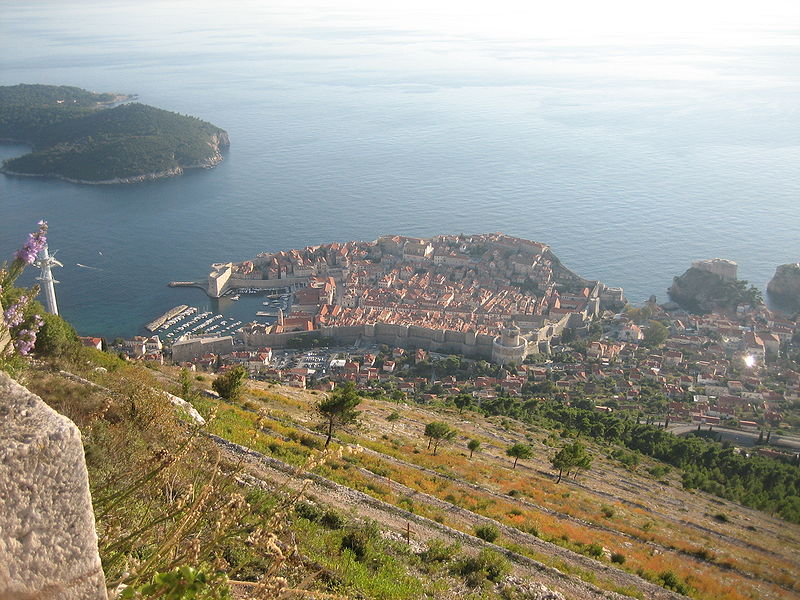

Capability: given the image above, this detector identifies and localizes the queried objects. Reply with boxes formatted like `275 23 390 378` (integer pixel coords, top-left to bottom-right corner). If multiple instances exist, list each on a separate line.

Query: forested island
0 84 229 184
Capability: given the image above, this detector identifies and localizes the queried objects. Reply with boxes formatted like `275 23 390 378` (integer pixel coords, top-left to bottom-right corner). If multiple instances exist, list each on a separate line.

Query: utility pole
35 244 62 316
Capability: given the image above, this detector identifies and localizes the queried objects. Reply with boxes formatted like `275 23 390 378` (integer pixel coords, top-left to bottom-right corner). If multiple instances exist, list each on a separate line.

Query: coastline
0 133 228 185
0 165 186 185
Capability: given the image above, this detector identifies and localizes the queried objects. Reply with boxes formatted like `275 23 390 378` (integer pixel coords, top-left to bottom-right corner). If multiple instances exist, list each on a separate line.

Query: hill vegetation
0 84 229 183
5 346 800 599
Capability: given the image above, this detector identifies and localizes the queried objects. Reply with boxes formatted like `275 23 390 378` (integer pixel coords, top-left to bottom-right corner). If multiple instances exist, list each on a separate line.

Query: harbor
142 286 294 344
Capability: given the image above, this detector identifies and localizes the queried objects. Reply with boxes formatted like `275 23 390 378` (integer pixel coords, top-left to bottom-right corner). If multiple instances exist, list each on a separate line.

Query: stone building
208 262 233 297
692 258 738 281
492 322 528 365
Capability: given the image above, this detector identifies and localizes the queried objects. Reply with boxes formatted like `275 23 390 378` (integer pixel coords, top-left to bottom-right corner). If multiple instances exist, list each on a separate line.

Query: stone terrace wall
0 372 107 600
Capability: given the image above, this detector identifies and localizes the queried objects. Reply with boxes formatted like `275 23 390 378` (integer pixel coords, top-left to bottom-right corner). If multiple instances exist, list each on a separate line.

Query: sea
1 0 799 339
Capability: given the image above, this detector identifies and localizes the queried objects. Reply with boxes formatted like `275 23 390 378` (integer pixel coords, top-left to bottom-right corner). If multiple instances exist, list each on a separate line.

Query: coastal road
668 423 800 451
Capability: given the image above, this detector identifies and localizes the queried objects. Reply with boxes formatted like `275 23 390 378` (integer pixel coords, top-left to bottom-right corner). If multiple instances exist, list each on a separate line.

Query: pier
145 305 189 332
168 281 205 289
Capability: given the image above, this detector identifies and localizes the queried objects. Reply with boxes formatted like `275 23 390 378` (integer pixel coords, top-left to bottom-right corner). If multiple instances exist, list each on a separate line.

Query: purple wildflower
14 329 36 355
2 296 27 328
14 221 48 265
12 315 43 356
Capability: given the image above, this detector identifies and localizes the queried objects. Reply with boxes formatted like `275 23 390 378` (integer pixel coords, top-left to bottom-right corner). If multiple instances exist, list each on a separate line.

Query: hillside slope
15 352 800 600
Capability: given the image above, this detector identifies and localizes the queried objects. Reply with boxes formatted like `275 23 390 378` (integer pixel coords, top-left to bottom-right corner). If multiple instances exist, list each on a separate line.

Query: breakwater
145 304 188 332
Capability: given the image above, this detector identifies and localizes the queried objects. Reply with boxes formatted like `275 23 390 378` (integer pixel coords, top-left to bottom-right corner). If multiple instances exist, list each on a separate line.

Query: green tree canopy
211 365 248 402
387 411 401 431
551 440 593 483
424 421 457 455
506 443 533 469
643 320 669 347
454 394 472 413
467 439 481 459
318 381 362 447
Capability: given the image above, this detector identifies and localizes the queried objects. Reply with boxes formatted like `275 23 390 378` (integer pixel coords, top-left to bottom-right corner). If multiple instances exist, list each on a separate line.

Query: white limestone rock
0 372 107 599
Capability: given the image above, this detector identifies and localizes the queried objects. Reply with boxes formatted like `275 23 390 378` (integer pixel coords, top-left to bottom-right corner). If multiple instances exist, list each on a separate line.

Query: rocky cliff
668 267 761 314
767 263 800 312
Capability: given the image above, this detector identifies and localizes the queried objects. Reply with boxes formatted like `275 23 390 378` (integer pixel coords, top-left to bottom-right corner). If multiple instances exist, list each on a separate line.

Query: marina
145 295 288 342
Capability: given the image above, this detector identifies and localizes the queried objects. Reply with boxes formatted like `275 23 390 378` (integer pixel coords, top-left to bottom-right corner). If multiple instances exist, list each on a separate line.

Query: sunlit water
1 0 798 338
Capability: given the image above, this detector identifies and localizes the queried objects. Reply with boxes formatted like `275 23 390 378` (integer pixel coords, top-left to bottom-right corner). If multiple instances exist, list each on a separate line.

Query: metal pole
35 244 62 316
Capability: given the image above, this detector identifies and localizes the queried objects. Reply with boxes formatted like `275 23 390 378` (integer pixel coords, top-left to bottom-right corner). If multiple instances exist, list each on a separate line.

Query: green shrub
294 501 323 523
474 524 499 542
692 547 715 561
121 566 230 600
367 464 390 477
419 539 460 563
585 543 604 558
320 509 346 529
648 465 671 478
34 310 79 357
713 512 730 523
299 434 323 449
398 497 415 513
212 365 248 401
341 529 371 561
658 570 691 594
611 552 626 564
453 548 511 586
601 504 615 518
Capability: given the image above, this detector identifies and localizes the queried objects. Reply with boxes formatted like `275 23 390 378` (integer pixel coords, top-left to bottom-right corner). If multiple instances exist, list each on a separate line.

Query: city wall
172 335 234 363
0 372 107 600
226 276 309 290
241 323 496 359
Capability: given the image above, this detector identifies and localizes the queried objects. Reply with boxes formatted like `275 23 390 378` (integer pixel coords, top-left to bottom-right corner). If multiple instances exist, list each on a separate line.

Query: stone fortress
692 258 738 281
184 233 626 365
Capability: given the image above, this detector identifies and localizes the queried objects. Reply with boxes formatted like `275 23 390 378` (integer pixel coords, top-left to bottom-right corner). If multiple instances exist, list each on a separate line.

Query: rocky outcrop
181 131 231 171
0 372 107 599
767 263 800 312
667 267 760 314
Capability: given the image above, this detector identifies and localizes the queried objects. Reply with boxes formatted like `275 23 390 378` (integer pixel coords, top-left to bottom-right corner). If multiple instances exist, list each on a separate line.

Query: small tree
506 443 533 469
318 381 362 447
551 440 592 483
211 365 248 402
454 394 472 414
179 368 195 400
387 411 400 431
643 320 669 348
424 421 456 456
467 439 481 459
